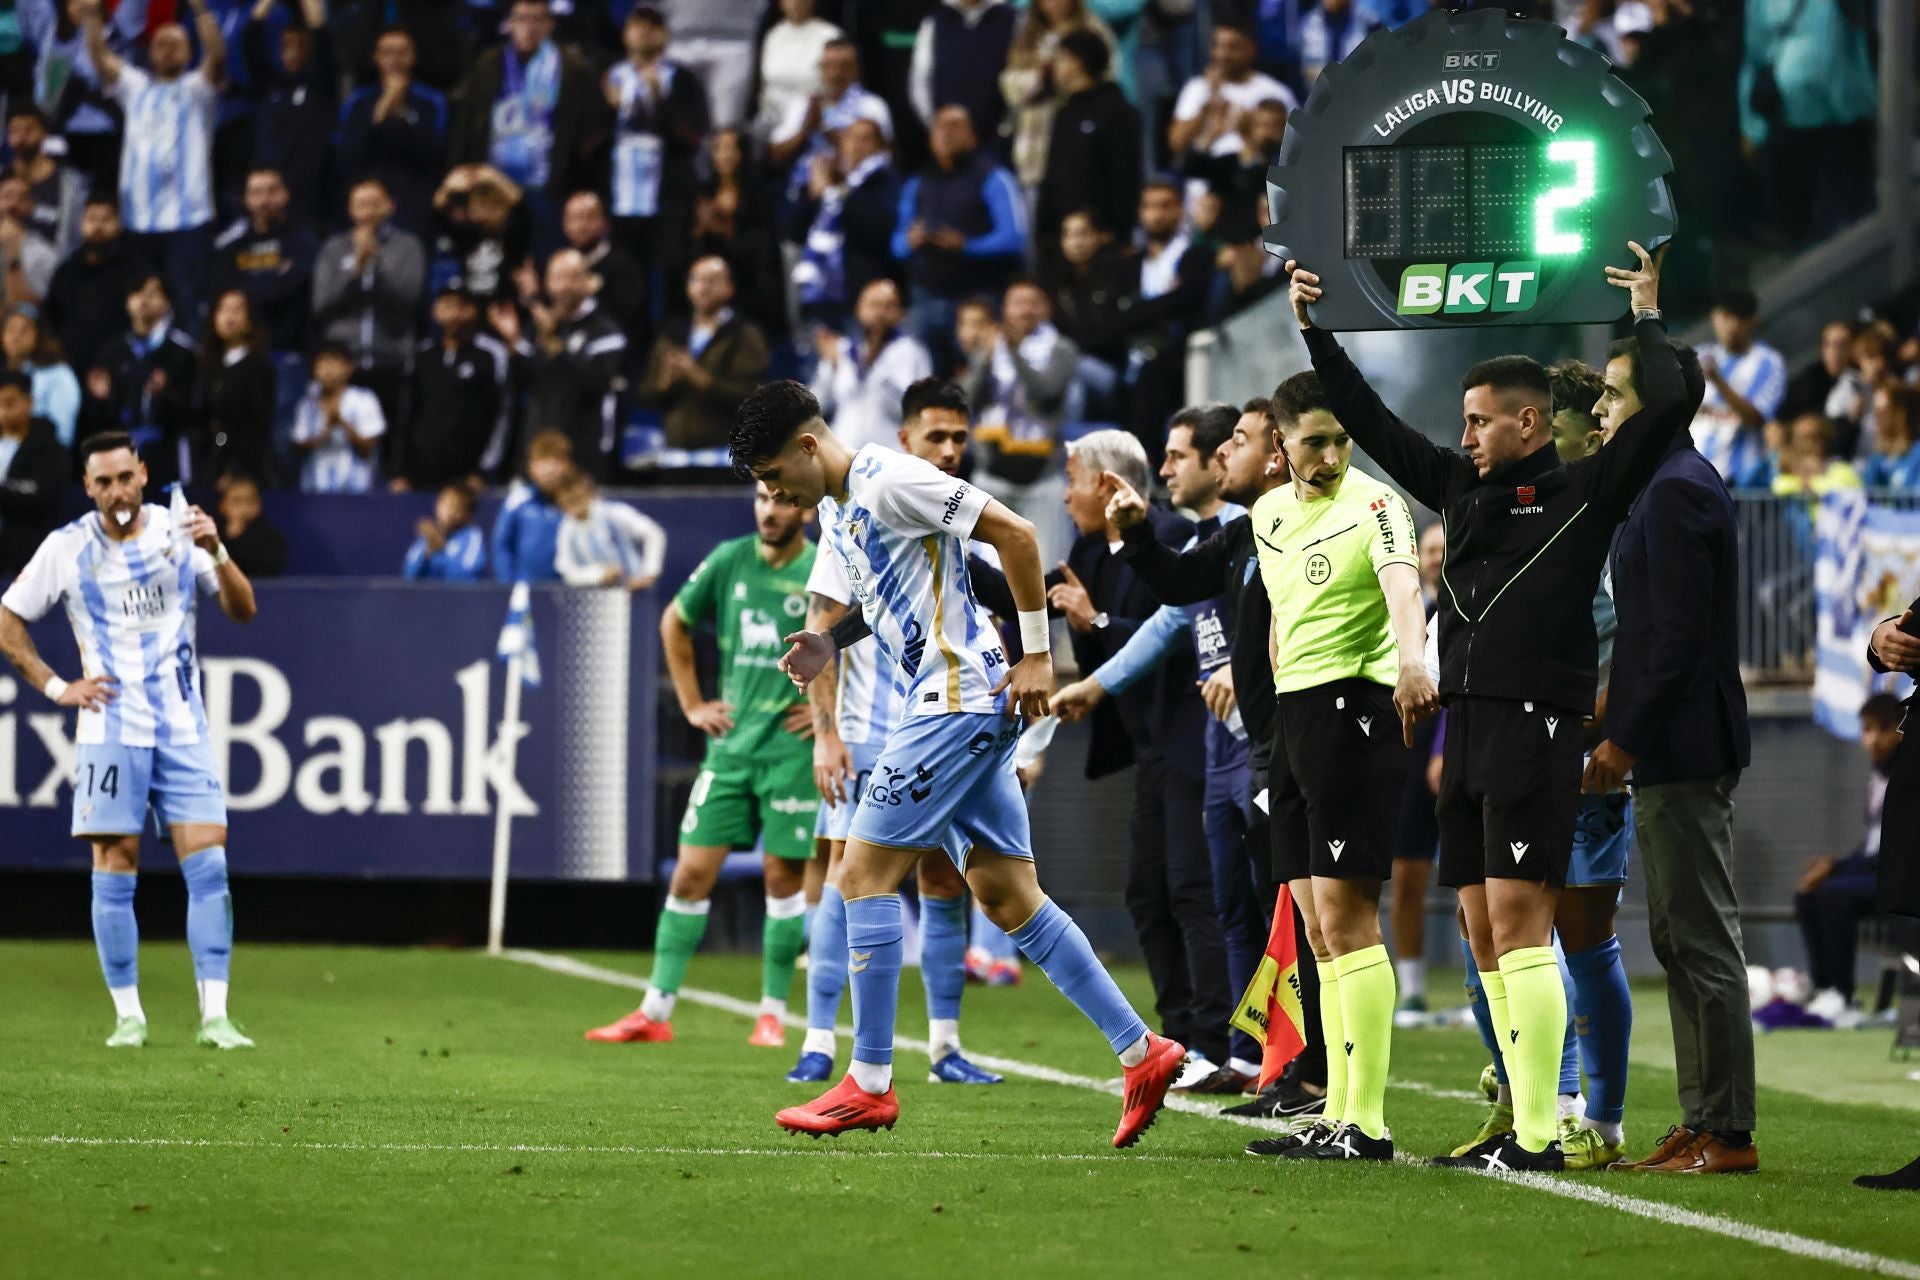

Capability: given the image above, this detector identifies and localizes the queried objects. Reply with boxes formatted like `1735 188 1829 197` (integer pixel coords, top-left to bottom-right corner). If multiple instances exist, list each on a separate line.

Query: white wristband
1018 609 1050 657
42 676 68 703
212 543 231 567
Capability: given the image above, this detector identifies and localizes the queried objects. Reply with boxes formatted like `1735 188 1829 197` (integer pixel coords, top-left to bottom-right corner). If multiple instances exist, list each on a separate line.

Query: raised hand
1284 259 1321 330
1604 240 1665 314
1103 472 1147 530
1047 563 1096 633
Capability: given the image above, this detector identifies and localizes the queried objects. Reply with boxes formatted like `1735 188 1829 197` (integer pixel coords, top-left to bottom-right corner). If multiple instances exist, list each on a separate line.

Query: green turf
1 941 1915 1280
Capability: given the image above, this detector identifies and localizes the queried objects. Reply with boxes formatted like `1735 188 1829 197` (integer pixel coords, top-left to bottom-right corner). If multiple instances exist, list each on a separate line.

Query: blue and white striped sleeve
1092 603 1190 695
1747 349 1788 421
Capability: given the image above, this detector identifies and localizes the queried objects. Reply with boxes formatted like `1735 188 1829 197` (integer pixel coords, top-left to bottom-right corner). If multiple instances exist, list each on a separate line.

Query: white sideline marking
505 948 1920 1279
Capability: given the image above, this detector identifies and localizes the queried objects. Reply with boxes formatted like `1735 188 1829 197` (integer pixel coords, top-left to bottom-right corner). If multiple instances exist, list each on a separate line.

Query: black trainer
1245 1120 1334 1158
1855 1155 1920 1191
1221 1076 1326 1119
1431 1132 1565 1173
1283 1123 1394 1162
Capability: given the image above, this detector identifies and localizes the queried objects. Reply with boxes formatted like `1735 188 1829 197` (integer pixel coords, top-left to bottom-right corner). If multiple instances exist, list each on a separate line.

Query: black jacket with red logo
1303 317 1698 715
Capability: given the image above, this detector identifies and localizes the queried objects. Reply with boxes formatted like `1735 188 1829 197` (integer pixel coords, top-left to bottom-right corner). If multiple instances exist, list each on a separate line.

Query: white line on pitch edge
500 948 1920 1280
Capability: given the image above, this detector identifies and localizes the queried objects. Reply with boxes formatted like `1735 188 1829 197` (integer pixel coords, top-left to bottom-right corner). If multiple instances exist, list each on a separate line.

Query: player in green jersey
586 482 822 1048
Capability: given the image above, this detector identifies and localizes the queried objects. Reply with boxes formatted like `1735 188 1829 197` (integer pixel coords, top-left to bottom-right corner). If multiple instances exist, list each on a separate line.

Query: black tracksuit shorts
1435 695 1586 888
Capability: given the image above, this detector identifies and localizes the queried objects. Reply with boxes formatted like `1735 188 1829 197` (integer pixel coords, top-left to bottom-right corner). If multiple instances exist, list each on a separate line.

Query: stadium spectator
1167 20 1296 163
291 341 386 493
1766 413 1860 502
491 426 572 582
1690 287 1784 484
1826 325 1891 460
82 0 226 324
1777 319 1855 436
767 37 892 182
645 0 756 131
210 168 317 357
681 127 786 335
1182 96 1287 247
605 5 709 338
1 304 79 448
1033 29 1141 243
0 175 59 305
45 198 144 377
1794 693 1902 1011
333 26 450 237
756 0 844 143
562 192 647 348
1298 0 1380 86
893 104 1025 368
0 368 67 575
786 117 899 331
3 107 86 255
78 273 199 488
1741 0 1876 240
22 0 123 187
199 289 278 485
909 0 1018 150
1862 384 1920 489
636 254 769 451
403 481 489 580
1000 0 1118 199
432 164 533 305
960 278 1078 568
1121 181 1211 467
447 0 604 252
1041 210 1128 410
313 178 425 427
217 474 288 577
554 470 666 590
400 280 503 491
491 248 628 479
809 278 932 454
330 0 464 93
240 0 337 225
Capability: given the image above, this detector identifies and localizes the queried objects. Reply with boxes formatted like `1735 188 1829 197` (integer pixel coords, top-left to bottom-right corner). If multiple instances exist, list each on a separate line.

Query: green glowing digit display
1533 138 1596 257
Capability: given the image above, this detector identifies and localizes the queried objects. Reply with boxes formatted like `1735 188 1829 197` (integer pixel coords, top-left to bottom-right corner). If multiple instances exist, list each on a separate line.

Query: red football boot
1113 1034 1186 1149
748 1013 786 1047
775 1074 900 1137
583 1008 673 1043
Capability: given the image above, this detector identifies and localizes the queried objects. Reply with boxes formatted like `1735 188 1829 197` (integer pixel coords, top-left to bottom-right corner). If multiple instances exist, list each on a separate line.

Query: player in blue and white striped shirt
0 433 259 1050
733 380 1186 1147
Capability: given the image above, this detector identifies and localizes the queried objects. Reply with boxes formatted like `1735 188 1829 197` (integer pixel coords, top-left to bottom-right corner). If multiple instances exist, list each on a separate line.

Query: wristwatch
1092 612 1110 630
1633 307 1663 324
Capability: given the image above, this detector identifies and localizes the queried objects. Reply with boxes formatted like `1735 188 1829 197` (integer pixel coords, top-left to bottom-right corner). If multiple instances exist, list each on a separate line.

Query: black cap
436 276 478 303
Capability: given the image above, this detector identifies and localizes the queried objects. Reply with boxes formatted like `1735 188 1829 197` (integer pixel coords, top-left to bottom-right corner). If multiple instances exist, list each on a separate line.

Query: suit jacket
0 419 69 575
1866 596 1920 916
1064 503 1205 781
1608 436 1752 786
636 313 771 450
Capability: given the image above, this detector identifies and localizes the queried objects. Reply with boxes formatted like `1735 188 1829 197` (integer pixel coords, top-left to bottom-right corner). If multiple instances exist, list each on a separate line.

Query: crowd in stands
0 0 1892 583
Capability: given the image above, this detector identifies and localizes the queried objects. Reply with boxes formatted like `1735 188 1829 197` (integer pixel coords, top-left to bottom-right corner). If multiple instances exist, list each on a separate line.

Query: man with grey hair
1049 425 1230 1079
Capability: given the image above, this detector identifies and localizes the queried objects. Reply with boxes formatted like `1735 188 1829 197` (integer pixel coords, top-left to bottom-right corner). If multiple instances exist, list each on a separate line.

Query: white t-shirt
818 444 1005 717
292 385 387 493
809 332 935 455
1 505 219 747
756 18 843 140
1172 72 1299 156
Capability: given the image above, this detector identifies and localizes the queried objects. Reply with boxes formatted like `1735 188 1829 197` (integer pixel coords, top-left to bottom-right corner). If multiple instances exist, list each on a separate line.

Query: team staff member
1285 243 1689 1171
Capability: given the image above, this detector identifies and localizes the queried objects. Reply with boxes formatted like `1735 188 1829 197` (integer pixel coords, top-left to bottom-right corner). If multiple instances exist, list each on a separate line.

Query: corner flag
496 581 542 687
1230 883 1308 1089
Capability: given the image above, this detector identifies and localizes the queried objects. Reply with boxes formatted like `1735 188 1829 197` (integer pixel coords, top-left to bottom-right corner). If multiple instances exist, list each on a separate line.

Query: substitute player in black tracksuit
1284 244 1692 1171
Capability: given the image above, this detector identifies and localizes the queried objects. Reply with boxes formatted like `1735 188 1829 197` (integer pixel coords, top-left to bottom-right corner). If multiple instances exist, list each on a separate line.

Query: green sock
1316 960 1346 1125
1333 945 1396 1140
648 898 710 998
1498 947 1568 1153
761 893 809 1003
1478 966 1510 1049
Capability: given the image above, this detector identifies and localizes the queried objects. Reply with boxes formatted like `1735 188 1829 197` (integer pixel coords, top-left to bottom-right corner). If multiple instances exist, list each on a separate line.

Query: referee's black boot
1282 1123 1393 1162
1432 1132 1564 1173
1245 1118 1335 1158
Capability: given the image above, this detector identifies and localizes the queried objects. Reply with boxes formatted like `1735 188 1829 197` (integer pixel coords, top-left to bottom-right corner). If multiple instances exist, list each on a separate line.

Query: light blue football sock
972 904 1018 960
1554 937 1580 1097
91 871 139 990
1010 898 1147 1055
807 886 848 1033
1566 935 1633 1125
920 895 966 1023
181 847 233 982
846 894 904 1068
1461 936 1507 1084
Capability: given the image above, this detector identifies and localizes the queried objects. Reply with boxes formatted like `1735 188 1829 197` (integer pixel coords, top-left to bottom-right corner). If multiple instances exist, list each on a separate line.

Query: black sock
1711 1129 1753 1148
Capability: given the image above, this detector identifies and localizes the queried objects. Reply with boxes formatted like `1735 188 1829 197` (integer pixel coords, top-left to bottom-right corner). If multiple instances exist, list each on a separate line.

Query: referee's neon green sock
1333 945 1396 1140
761 892 809 1004
1498 947 1568 1154
1478 966 1511 1052
1316 961 1346 1125
648 897 710 999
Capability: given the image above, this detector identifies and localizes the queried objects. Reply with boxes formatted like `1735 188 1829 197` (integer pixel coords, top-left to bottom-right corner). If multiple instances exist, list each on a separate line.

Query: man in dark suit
0 373 67 575
1585 328 1757 1176
1048 427 1228 1074
1121 183 1214 470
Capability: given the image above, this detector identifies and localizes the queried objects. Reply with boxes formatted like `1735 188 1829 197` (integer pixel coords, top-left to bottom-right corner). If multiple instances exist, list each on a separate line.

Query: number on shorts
83 763 120 799
688 771 714 807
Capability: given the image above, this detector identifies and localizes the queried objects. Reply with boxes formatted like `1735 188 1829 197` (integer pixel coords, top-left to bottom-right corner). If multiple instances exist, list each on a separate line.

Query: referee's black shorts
1268 678 1408 883
1435 695 1585 888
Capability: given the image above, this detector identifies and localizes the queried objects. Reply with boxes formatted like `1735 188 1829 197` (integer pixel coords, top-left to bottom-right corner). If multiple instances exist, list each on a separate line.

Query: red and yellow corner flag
1230 884 1308 1089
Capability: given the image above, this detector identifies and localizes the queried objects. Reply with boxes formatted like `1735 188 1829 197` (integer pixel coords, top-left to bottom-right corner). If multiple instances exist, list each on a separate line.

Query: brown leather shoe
1660 1133 1759 1175
1608 1124 1697 1171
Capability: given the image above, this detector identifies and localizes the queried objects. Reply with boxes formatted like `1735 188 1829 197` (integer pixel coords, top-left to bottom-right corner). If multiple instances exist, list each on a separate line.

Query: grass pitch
1 940 1916 1279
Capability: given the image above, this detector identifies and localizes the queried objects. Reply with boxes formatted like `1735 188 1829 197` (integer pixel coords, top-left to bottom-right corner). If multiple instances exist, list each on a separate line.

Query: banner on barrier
1814 491 1918 741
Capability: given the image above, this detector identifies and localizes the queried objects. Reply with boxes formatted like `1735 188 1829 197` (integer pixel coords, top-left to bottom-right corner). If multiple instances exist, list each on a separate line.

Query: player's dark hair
130 272 170 302
80 430 138 462
1862 692 1905 730
1170 402 1238 459
731 380 823 478
1546 359 1606 422
1270 371 1330 429
1056 29 1109 81
1604 335 1704 412
1713 287 1759 320
901 377 968 424
0 369 30 396
1460 355 1552 416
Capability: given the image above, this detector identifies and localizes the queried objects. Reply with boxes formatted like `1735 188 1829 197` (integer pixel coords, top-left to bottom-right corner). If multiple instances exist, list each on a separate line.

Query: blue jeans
1205 752 1263 1066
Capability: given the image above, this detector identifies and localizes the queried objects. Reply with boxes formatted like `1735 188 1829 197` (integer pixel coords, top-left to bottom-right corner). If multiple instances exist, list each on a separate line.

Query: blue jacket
490 482 564 583
1607 438 1752 786
404 525 487 581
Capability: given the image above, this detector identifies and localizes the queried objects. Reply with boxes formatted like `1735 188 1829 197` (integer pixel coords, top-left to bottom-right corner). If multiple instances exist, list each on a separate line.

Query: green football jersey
672 535 818 767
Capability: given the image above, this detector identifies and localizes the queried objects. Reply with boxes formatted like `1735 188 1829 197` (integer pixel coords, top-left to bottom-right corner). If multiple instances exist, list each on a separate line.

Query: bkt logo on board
1442 50 1501 69
1397 261 1541 315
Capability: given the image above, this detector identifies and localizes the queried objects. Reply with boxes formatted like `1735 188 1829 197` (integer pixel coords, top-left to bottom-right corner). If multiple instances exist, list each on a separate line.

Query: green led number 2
1533 138 1595 257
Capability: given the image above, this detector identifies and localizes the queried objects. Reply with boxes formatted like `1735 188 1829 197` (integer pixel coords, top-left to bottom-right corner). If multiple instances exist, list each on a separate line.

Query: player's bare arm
803 592 852 803
969 498 1053 719
660 602 733 736
0 606 117 710
187 505 257 624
